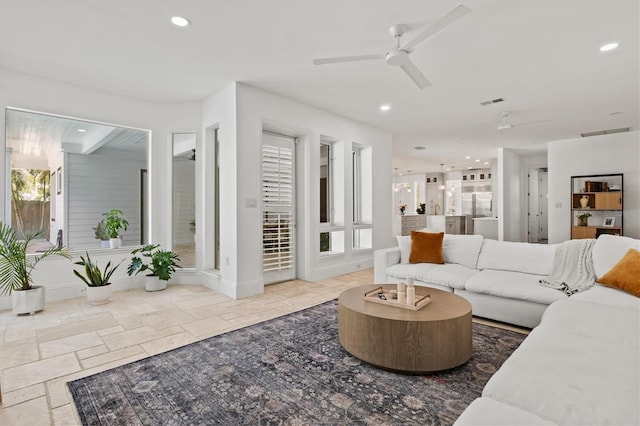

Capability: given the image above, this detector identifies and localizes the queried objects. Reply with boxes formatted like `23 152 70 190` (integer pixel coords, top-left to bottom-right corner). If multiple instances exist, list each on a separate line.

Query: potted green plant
577 212 592 226
93 220 110 248
0 222 70 315
416 203 426 214
127 244 182 291
102 209 129 249
73 252 123 305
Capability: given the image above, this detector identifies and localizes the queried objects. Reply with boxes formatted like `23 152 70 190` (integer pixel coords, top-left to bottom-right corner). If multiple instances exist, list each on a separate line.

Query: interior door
262 132 296 284
539 171 549 241
528 170 540 243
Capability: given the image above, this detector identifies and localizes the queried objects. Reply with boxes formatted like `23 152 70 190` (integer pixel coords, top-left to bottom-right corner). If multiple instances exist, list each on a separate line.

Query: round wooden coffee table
338 284 472 373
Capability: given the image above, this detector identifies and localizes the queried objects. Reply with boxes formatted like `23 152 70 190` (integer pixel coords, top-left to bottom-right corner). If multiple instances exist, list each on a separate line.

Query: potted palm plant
127 244 182 291
0 222 70 315
73 252 123 305
102 209 129 248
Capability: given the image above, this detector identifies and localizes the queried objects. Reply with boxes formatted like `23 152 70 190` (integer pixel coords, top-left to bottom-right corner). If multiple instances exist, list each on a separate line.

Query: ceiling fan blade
401 5 472 52
399 59 432 89
512 119 552 128
313 53 385 65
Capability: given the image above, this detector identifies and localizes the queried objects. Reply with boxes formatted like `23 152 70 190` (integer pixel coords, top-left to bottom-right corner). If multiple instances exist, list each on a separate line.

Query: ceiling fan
497 111 551 131
312 5 472 89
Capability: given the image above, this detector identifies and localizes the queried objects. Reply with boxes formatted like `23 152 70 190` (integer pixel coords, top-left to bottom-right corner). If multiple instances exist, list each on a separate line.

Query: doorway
528 168 548 243
262 131 296 284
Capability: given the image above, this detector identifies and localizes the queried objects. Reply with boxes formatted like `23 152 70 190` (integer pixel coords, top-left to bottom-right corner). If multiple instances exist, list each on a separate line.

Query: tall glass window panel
172 132 196 268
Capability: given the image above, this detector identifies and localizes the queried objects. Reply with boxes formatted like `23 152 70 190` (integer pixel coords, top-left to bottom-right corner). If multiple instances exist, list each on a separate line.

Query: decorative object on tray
399 203 407 215
364 285 430 311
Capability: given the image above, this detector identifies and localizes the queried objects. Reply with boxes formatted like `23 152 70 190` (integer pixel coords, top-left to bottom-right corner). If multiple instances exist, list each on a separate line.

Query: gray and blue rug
68 300 526 425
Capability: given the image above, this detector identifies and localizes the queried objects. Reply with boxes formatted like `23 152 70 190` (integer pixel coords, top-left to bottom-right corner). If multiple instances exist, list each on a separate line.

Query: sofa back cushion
592 234 640 279
477 239 556 275
398 232 483 267
442 234 484 269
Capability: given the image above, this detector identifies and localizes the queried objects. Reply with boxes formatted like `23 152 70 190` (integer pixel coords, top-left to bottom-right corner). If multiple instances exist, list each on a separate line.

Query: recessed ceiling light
475 159 480 162
465 156 471 159
468 167 473 170
600 42 619 52
445 168 450 172
484 161 489 165
379 104 391 112
171 16 191 27
77 128 86 132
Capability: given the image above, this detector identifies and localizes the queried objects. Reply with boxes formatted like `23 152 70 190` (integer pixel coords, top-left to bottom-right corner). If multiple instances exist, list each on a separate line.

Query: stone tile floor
0 269 373 425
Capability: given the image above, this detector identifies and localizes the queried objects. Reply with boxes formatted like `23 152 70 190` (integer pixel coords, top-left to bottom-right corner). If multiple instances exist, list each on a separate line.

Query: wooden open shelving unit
570 173 623 239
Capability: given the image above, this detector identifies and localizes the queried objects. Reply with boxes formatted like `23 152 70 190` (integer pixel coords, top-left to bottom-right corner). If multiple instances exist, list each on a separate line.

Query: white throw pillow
397 235 411 264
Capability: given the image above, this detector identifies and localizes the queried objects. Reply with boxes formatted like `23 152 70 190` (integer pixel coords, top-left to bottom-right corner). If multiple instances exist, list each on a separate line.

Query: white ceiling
1 0 638 173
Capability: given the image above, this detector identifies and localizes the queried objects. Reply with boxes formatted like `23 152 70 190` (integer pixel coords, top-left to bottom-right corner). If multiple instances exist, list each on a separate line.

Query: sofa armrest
374 247 401 284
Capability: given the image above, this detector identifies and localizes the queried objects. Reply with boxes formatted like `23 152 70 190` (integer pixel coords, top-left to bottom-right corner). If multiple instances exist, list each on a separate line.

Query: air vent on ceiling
580 127 630 137
479 98 505 106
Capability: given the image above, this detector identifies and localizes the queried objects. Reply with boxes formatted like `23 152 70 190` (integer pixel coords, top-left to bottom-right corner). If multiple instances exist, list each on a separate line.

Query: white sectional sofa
374 232 567 328
374 232 640 425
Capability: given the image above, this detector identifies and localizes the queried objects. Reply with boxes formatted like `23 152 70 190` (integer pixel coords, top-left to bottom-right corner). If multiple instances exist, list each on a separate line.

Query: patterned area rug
68 300 526 425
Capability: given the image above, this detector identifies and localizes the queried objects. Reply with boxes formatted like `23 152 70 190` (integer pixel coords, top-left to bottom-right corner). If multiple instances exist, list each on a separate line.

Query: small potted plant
93 220 110 248
73 252 123 305
399 203 407 215
577 212 592 226
102 209 129 249
127 244 182 292
0 222 70 315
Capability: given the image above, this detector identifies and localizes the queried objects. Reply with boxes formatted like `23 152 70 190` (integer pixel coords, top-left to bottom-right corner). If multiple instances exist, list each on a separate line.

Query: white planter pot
109 238 122 249
12 286 46 315
100 240 111 249
86 285 112 305
145 276 168 292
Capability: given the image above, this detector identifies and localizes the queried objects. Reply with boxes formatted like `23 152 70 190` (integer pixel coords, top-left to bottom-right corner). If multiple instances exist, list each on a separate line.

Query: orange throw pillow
409 231 445 264
596 248 640 297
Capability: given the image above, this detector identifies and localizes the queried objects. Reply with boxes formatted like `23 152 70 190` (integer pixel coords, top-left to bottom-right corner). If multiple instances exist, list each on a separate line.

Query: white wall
203 83 392 298
498 148 524 241
548 131 640 243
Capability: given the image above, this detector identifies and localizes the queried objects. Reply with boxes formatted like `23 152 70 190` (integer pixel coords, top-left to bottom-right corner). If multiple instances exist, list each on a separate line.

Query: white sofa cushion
464 270 567 305
424 264 479 290
477 239 556 275
569 284 640 310
592 234 640 279
385 263 439 282
442 234 484 269
483 299 640 425
398 233 483 268
454 397 556 425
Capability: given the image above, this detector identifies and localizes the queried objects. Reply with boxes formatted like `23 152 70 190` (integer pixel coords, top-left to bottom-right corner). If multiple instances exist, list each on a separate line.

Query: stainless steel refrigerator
461 184 493 234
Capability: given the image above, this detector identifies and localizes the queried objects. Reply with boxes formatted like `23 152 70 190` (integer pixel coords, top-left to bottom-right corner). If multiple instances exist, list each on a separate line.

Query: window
319 143 331 224
352 147 361 223
352 143 372 251
320 142 333 253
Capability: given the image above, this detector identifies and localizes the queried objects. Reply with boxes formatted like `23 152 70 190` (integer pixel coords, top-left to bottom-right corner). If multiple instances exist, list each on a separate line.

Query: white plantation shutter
262 133 295 282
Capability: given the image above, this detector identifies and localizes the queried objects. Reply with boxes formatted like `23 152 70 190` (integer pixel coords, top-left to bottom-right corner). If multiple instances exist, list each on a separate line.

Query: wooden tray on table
363 286 431 311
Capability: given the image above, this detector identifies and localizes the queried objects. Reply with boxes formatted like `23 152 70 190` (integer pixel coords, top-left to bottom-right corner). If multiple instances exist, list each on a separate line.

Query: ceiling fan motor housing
386 49 409 66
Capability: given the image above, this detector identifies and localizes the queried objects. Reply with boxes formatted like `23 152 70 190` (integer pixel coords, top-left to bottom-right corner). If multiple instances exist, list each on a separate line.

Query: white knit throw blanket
539 239 596 296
